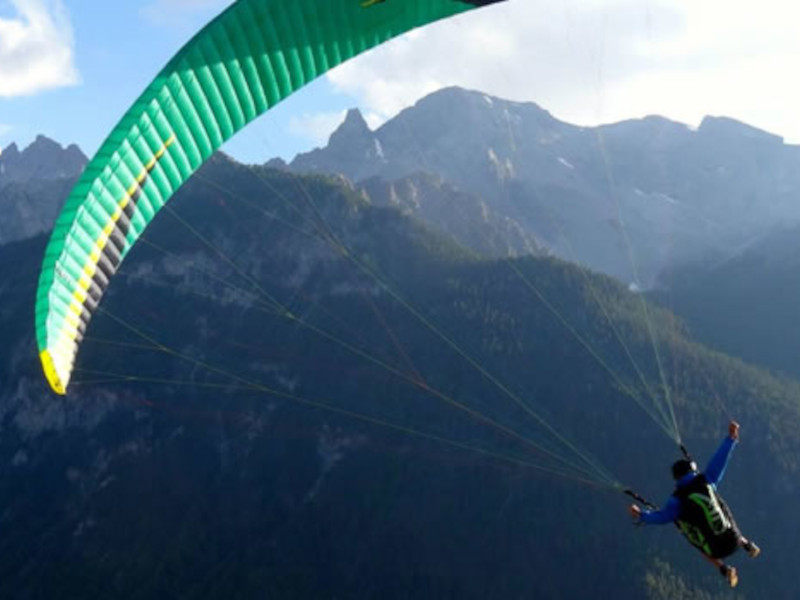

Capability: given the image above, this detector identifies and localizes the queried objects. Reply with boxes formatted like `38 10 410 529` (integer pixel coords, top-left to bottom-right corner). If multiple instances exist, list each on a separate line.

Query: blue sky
0 0 363 162
4 0 800 164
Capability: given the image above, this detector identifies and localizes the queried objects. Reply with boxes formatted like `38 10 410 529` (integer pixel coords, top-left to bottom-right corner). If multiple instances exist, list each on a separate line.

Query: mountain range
7 86 800 287
290 87 800 286
2 88 800 598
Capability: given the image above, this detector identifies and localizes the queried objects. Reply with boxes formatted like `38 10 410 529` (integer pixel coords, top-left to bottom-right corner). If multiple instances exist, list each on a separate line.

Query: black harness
672 474 740 559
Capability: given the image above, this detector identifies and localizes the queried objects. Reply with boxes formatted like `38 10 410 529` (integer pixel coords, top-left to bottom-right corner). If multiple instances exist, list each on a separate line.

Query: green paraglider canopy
35 0 508 395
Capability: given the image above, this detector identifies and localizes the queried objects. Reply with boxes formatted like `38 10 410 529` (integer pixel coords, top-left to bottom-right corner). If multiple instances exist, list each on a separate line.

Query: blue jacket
640 436 737 525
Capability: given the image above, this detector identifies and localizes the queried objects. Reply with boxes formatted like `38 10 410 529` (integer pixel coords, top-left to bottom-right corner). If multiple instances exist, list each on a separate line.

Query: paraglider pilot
628 421 760 588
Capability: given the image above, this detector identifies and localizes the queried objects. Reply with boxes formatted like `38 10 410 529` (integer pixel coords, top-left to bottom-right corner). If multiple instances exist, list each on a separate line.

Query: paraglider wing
35 0 508 395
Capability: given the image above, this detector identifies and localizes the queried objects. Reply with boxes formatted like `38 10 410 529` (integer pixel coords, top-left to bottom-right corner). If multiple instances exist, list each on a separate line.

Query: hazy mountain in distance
290 87 800 286
654 223 800 379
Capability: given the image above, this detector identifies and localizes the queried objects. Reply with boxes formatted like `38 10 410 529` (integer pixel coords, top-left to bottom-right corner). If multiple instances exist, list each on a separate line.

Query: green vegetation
2 160 797 597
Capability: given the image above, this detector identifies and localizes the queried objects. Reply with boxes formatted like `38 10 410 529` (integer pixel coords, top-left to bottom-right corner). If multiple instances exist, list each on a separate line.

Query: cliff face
0 135 86 245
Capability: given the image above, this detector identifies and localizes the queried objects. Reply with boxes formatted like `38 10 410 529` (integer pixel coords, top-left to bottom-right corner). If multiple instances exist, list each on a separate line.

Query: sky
3 0 800 164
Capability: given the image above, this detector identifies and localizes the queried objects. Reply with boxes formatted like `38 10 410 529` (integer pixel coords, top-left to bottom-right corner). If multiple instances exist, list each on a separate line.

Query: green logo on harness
677 520 712 556
688 491 731 535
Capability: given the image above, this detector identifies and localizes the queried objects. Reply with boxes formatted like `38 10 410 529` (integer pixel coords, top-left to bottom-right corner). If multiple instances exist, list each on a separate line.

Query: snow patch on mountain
557 157 575 170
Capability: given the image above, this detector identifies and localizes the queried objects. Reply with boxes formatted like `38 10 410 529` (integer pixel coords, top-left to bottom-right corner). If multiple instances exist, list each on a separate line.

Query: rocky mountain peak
322 108 378 168
0 135 87 184
698 116 783 145
0 136 88 246
328 108 373 150
1 141 20 158
291 108 379 178
290 87 567 188
264 157 289 170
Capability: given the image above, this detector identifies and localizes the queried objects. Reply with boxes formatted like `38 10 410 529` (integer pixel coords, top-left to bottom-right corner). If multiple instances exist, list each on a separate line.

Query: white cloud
324 0 800 141
327 0 677 124
0 0 78 97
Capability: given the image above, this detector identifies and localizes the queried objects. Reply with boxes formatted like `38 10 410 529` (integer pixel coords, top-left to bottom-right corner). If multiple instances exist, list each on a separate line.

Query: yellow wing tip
40 350 67 395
